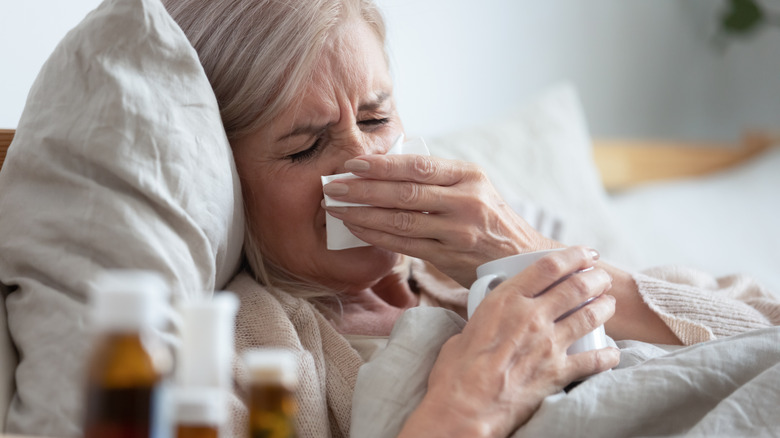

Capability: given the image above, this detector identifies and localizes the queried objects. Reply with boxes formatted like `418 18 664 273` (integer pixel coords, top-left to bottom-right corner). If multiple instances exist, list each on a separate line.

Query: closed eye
286 138 323 163
358 118 389 128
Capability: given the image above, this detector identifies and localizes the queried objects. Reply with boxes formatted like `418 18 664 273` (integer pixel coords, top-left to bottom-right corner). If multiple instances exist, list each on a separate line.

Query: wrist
399 393 495 438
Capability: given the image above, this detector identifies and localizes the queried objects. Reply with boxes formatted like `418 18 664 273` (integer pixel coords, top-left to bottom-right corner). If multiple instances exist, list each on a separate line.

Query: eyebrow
276 92 391 142
358 91 390 113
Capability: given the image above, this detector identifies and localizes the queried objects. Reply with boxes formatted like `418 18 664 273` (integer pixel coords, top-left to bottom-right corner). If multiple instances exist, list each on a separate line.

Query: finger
341 220 445 257
344 154 479 186
324 178 455 212
564 347 621 382
535 267 612 321
556 294 616 344
496 246 600 300
326 205 453 240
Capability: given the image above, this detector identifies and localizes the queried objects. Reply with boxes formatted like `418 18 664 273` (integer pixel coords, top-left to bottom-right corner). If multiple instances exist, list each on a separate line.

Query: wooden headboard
0 128 775 191
0 129 12 172
592 132 776 191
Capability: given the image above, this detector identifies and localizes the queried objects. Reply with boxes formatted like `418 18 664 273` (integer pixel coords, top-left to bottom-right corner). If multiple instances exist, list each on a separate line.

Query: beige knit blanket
225 271 363 438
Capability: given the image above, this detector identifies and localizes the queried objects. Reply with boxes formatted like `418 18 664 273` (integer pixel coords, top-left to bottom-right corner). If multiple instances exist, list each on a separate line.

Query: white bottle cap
243 348 298 387
89 269 169 331
173 293 239 428
177 293 239 389
174 386 227 427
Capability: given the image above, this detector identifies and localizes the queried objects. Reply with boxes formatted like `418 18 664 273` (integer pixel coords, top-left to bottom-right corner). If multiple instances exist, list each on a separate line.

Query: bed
3 124 779 435
1 0 779 435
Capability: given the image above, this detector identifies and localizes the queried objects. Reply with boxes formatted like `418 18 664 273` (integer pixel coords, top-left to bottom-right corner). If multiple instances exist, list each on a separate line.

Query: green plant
719 0 776 37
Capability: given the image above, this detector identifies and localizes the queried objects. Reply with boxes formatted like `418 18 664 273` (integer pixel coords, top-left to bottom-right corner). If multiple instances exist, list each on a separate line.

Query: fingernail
324 182 348 197
589 248 600 261
345 158 370 172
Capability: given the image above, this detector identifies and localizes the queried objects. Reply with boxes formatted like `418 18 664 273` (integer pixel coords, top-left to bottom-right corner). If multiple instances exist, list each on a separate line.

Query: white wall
379 0 780 141
2 0 779 142
0 0 103 129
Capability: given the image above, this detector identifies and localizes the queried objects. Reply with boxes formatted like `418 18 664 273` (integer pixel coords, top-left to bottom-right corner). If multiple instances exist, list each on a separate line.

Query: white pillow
426 83 640 266
0 295 15 432
0 0 244 434
610 146 780 295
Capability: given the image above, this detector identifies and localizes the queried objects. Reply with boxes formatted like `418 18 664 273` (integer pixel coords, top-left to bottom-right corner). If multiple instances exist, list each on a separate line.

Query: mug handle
468 274 501 319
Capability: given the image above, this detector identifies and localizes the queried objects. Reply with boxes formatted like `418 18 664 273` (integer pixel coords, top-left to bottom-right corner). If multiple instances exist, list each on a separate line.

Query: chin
329 246 400 286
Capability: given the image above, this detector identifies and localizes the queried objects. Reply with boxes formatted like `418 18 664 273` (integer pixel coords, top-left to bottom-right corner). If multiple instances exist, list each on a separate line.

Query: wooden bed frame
0 128 776 191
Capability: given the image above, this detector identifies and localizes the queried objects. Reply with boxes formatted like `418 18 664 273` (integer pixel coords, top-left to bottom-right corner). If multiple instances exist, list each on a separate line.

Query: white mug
468 249 608 355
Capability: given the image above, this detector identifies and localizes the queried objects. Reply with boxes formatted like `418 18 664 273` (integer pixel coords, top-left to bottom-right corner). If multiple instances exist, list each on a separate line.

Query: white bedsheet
609 147 780 296
351 307 780 437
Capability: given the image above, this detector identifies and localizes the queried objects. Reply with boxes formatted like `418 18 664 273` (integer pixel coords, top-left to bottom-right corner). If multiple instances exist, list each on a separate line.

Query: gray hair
164 0 389 297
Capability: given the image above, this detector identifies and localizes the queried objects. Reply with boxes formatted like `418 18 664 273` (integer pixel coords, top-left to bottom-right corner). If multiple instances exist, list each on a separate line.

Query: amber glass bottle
244 349 299 438
83 270 172 438
175 424 218 438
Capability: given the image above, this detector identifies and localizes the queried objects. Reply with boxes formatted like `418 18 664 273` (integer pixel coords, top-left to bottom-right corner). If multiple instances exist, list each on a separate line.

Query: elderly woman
160 0 779 436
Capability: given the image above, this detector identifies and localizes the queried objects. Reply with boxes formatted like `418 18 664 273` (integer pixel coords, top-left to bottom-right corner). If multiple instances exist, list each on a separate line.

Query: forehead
282 20 391 121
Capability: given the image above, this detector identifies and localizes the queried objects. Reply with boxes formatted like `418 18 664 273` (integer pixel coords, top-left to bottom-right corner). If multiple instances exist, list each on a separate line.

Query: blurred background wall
2 0 779 141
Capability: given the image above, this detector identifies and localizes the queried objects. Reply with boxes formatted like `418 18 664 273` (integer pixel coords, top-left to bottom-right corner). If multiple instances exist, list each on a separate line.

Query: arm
598 261 681 345
323 154 560 287
324 154 685 346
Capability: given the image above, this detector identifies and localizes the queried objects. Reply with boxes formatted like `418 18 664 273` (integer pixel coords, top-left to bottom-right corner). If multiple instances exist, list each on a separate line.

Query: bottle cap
243 348 298 387
173 293 238 429
177 293 239 389
174 386 227 426
89 269 169 331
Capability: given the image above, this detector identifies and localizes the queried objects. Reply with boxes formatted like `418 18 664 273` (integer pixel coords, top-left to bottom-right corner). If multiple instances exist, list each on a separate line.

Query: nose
341 130 392 158
329 127 403 175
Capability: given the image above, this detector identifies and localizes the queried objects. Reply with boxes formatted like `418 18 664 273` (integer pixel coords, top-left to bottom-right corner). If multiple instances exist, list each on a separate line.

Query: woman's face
233 20 403 292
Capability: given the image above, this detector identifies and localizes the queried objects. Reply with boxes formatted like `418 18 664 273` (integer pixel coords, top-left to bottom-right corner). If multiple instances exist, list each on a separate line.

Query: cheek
244 169 324 251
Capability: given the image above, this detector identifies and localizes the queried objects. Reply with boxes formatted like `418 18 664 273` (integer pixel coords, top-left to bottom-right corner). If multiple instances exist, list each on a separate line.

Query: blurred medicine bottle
83 269 174 438
173 293 239 438
244 348 299 438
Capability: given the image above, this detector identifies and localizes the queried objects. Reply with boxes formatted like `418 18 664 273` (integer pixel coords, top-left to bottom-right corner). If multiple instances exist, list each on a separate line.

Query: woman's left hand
323 154 561 286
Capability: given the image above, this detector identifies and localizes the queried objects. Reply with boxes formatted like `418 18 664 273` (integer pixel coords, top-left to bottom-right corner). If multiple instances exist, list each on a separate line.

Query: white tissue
322 135 430 250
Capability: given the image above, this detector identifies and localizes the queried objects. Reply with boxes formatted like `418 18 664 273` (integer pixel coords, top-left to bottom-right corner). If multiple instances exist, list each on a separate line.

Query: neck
326 269 418 336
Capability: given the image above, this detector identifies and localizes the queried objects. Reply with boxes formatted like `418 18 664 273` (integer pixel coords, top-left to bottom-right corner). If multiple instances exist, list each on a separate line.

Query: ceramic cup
468 249 608 355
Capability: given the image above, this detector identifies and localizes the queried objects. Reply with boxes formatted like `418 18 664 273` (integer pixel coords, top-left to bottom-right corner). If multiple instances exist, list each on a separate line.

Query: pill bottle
243 348 298 438
83 269 172 438
173 293 239 438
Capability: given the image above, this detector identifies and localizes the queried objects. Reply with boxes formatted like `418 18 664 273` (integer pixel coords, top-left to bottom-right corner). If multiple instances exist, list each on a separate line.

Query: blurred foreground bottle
173 293 239 438
244 348 299 438
83 270 173 438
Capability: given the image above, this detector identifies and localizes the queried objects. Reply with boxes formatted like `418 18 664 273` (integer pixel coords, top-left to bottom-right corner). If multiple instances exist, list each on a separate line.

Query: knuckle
581 305 600 328
536 255 568 278
539 335 555 354
392 211 415 233
525 314 547 336
469 163 490 182
568 274 591 296
396 235 417 254
379 156 396 176
412 155 437 181
452 228 478 248
399 182 421 204
591 349 606 370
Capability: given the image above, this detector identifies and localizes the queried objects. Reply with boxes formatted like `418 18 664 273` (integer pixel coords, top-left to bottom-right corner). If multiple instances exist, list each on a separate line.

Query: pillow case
0 0 244 434
426 83 640 266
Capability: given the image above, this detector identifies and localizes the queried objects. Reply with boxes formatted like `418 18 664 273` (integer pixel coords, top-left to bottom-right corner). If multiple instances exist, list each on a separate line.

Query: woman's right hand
398 246 620 438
